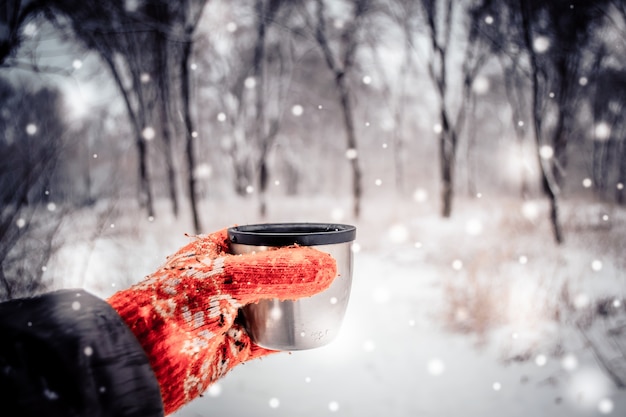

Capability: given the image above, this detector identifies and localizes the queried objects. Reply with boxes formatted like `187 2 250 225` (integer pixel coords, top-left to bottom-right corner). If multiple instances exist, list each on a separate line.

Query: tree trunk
336 72 362 218
254 0 269 218
501 62 530 198
311 0 366 219
136 132 155 217
0 264 12 300
440 127 456 218
156 32 179 217
100 52 155 218
618 138 625 204
182 35 201 234
392 32 413 194
520 0 562 244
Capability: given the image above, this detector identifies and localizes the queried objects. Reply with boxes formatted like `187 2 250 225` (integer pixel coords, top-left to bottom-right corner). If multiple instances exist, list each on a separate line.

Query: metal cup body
228 223 355 351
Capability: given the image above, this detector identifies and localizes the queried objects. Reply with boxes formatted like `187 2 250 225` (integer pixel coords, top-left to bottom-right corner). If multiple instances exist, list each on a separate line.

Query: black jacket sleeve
0 289 164 417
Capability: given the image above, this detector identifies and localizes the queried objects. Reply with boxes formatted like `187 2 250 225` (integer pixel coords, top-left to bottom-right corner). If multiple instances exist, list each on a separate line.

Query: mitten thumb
218 246 337 306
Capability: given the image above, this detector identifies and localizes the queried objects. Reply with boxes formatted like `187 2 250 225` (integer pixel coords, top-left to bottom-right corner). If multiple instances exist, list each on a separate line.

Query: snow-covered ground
45 194 626 416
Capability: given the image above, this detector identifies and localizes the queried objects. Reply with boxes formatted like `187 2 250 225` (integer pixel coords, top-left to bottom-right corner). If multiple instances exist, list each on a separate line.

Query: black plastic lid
228 223 356 247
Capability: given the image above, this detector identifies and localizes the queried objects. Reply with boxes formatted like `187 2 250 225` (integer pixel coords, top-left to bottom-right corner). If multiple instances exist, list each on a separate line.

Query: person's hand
107 228 336 415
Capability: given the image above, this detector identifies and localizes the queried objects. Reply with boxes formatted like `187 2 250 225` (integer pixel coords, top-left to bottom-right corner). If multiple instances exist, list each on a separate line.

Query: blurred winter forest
2 0 625 298
3 0 626 414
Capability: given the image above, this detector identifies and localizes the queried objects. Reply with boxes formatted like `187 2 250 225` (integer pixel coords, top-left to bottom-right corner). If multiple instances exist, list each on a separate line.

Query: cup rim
228 223 356 246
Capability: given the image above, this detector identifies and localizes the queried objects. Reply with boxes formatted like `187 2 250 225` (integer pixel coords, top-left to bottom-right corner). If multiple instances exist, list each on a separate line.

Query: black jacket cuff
0 289 164 417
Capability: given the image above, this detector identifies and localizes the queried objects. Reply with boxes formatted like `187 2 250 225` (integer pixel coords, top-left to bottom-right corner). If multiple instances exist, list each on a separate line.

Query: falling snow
26 123 37 135
533 36 550 53
562 354 579 371
43 389 59 400
591 260 603 272
521 201 539 221
472 76 490 95
598 398 614 414
464 219 483 236
194 163 213 180
539 145 554 160
291 105 304 116
535 354 547 367
226 22 237 33
388 223 409 243
594 122 611 141
125 0 140 12
244 77 256 89
22 22 38 37
328 401 339 412
142 126 156 141
567 368 613 409
413 188 428 202
268 397 280 408
345 148 358 160
331 207 344 222
427 358 445 376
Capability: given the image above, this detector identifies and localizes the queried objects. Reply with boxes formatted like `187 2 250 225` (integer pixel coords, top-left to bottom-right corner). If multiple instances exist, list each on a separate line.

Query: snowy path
175 249 626 417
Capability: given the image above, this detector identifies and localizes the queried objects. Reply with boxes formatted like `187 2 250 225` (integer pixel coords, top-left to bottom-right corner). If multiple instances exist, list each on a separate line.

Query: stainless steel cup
228 223 356 351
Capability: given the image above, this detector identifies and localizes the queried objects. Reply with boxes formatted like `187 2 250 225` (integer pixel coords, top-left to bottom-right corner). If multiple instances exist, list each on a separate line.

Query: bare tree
593 1 626 204
302 0 370 218
518 0 607 243
0 80 65 300
46 1 160 218
366 0 419 194
417 0 492 217
590 66 626 199
44 0 210 232
179 0 209 233
469 0 534 198
143 1 180 218
0 0 43 66
195 0 297 216
251 0 286 218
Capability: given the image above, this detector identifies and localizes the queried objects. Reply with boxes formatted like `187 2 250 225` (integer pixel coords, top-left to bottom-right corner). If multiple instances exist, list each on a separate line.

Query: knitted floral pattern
107 229 336 415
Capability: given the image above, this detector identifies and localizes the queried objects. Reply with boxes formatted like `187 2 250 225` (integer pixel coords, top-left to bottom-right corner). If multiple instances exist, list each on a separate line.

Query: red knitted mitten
107 229 336 415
